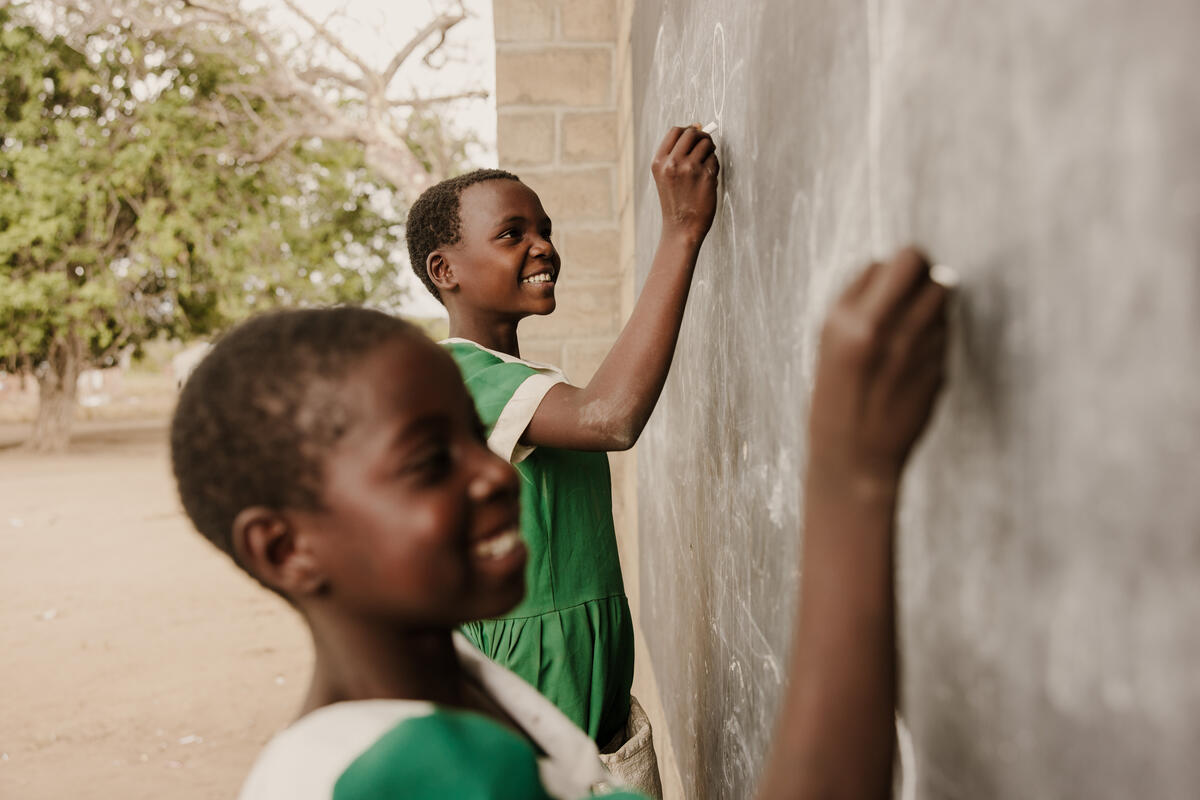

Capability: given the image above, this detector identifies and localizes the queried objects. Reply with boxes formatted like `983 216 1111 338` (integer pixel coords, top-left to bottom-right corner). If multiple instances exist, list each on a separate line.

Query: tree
0 7 406 451
43 0 486 202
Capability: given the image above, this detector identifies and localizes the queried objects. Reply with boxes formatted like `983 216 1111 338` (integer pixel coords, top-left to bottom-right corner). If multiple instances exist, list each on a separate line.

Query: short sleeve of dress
443 340 567 464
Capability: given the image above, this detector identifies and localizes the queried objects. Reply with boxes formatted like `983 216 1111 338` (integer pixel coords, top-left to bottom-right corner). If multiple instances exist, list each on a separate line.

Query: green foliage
0 6 407 374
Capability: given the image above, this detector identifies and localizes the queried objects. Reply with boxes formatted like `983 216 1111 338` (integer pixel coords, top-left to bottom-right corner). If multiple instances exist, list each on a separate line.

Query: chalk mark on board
896 713 917 800
866 0 884 256
712 23 727 126
723 588 784 687
654 23 668 84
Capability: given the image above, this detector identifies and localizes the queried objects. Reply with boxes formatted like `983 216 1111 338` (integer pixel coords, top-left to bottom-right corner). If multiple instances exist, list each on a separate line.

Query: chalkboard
632 2 1200 798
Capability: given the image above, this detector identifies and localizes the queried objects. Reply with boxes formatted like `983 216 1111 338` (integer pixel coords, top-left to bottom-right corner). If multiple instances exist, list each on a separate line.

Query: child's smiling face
294 335 527 626
443 179 560 317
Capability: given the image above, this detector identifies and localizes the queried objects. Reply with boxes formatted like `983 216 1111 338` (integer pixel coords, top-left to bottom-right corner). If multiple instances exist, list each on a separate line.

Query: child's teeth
473 529 521 560
523 273 551 284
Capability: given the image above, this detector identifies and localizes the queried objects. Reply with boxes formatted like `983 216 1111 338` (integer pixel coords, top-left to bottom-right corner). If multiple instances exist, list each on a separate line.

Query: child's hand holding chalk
652 125 720 236
811 247 950 471
693 121 720 153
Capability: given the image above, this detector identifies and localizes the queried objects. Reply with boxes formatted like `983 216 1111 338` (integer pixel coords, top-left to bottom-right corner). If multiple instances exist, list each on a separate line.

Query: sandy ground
0 419 311 800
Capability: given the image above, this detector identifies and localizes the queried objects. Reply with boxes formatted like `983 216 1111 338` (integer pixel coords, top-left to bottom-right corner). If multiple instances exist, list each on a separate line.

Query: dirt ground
0 418 311 800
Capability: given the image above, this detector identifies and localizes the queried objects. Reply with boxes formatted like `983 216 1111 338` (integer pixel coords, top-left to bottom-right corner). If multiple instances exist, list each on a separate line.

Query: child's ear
232 507 327 597
427 251 458 293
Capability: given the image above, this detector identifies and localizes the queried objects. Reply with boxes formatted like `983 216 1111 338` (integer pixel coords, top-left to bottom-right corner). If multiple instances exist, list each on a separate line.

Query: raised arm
758 248 950 800
523 125 720 451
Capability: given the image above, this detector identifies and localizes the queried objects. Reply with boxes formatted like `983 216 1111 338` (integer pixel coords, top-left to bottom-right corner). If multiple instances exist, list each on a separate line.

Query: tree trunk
29 335 82 453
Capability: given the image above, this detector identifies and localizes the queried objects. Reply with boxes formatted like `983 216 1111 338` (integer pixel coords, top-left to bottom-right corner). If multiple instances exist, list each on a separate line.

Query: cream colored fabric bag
598 695 663 799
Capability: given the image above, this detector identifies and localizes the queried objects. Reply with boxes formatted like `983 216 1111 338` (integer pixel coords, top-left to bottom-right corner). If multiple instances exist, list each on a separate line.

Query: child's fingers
878 310 948 395
843 261 883 302
890 279 950 353
910 339 948 398
689 135 716 164
670 125 703 157
685 129 715 156
908 321 949 370
871 325 948 430
876 282 948 395
858 246 932 326
654 126 688 161
900 348 948 419
703 150 720 178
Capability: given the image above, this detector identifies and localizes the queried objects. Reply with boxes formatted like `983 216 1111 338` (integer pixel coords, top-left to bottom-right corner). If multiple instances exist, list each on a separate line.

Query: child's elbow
579 397 641 451
602 410 645 451
605 426 638 451
588 417 637 451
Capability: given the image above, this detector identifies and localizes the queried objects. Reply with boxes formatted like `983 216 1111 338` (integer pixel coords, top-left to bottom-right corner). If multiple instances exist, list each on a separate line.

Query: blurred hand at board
808 246 950 491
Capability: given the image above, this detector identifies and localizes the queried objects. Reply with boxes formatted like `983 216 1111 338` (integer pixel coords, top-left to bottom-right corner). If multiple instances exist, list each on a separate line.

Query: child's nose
467 447 519 504
530 234 554 258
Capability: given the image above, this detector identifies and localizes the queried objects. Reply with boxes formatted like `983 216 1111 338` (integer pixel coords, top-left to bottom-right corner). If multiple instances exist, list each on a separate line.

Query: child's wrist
660 223 708 249
805 454 902 508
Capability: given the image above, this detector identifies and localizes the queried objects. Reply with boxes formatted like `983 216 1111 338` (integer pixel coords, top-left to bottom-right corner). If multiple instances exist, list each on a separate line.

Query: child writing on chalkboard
403 125 719 786
170 246 949 799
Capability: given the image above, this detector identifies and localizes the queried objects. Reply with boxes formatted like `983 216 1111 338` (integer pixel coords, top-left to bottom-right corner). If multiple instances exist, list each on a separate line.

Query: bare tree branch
278 0 374 80
37 0 488 200
228 87 264 126
382 5 467 85
296 64 367 91
241 127 300 164
390 89 488 108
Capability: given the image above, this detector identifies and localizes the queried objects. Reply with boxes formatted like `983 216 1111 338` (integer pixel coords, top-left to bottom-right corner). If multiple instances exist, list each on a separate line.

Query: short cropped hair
170 307 420 570
405 168 521 301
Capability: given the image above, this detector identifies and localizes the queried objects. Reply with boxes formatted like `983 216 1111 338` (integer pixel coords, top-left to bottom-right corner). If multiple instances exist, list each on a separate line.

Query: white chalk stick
701 121 719 135
930 263 960 289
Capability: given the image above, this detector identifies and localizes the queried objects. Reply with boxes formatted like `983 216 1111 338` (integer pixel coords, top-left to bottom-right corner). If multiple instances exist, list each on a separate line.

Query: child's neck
300 617 470 715
447 310 521 358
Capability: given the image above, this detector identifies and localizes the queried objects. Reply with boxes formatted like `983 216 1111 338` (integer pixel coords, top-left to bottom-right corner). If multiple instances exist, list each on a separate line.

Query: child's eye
498 228 519 239
406 448 453 481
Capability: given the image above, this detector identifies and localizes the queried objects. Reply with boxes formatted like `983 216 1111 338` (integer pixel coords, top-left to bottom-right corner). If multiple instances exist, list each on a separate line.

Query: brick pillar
493 0 632 564
494 0 621 379
494 1 685 796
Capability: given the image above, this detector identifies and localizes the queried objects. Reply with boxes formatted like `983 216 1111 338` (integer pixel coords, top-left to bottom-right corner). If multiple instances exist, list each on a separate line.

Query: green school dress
443 339 634 747
237 634 647 800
